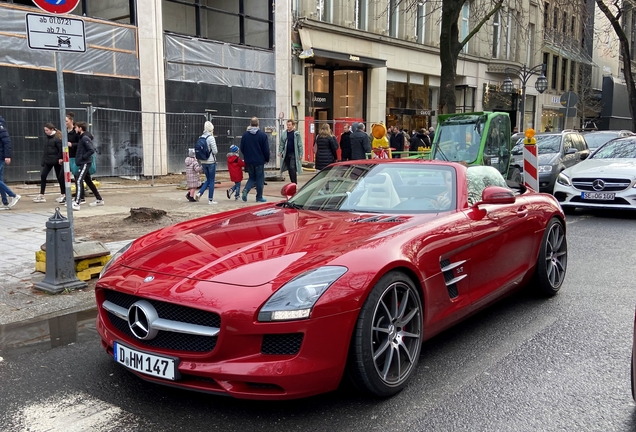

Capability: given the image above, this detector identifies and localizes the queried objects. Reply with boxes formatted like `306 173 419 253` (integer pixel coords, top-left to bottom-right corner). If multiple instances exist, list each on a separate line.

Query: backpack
194 136 210 160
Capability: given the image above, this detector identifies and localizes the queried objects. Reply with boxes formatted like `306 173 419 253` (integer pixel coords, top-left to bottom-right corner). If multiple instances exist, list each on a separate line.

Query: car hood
538 152 559 166
563 158 636 178
118 205 430 287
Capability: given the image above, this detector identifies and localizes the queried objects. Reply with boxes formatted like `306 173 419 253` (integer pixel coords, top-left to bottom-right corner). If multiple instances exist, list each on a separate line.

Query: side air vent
440 258 467 299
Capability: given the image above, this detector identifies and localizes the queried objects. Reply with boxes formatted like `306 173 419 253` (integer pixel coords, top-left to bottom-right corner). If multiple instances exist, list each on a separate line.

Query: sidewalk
0 170 314 350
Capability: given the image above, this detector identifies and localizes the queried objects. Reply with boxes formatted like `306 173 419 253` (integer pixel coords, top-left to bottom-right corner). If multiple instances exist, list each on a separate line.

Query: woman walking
195 121 218 204
33 123 65 203
313 123 338 170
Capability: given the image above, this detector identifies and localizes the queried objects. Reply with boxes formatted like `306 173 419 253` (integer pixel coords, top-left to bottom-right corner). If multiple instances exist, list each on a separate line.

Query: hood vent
440 258 467 299
348 215 408 223
253 209 281 217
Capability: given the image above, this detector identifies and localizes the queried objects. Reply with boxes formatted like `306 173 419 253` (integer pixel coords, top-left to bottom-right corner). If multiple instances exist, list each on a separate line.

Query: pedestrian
184 148 201 202
339 123 352 161
72 121 103 211
0 114 21 210
33 123 65 203
389 124 406 156
349 122 372 160
240 117 270 203
410 128 431 150
313 123 338 170
428 126 435 143
66 112 84 204
226 145 245 200
195 121 219 204
278 119 303 184
512 126 519 135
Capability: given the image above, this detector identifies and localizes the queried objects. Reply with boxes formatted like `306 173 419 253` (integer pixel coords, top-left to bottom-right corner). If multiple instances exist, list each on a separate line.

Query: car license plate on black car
114 341 178 380
582 192 615 200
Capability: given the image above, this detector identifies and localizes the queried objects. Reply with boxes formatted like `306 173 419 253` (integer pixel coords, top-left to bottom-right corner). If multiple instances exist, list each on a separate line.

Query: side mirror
566 147 577 154
473 186 516 207
580 152 589 160
281 183 297 200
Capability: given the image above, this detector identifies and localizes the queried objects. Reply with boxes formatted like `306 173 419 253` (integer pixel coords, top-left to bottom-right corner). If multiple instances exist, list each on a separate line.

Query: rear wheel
535 218 567 296
347 271 423 397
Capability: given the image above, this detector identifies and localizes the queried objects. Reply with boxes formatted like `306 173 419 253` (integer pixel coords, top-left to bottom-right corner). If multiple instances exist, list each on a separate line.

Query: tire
535 218 567 296
508 167 522 184
347 271 423 397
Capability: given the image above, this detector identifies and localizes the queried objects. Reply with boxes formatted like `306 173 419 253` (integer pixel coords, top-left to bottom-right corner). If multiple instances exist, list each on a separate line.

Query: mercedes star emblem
592 179 606 191
127 300 159 340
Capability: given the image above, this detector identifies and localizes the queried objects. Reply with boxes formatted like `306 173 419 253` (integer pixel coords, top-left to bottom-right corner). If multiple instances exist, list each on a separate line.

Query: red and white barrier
523 129 539 191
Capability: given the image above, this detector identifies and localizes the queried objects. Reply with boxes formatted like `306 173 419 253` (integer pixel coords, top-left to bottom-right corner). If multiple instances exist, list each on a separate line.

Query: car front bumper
553 182 636 210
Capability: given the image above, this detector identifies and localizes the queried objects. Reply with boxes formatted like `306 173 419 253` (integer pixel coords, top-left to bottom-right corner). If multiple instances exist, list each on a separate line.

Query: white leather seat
358 173 401 209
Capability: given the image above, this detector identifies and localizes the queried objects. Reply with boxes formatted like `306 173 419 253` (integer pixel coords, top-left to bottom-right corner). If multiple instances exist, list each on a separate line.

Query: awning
297 27 386 68
545 42 595 67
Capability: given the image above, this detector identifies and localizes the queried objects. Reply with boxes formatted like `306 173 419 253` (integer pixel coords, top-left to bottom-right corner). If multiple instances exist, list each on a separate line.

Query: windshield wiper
434 145 449 161
277 201 304 210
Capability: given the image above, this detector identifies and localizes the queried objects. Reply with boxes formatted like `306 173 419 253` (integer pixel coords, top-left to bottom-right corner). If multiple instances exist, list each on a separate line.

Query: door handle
517 207 528 218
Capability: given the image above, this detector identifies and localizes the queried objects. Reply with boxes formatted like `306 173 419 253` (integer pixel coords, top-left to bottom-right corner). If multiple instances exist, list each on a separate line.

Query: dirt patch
73 211 195 243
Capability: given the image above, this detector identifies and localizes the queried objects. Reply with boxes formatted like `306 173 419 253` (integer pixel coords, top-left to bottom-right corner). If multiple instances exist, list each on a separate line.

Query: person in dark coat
428 127 436 143
349 123 372 160
339 123 352 161
389 125 406 154
240 117 270 203
313 123 338 170
72 121 103 210
410 128 431 150
0 114 20 209
32 123 65 203
65 112 85 203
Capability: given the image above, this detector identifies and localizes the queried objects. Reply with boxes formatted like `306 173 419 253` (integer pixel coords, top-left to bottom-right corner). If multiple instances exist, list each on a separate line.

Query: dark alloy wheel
348 272 423 397
535 218 567 296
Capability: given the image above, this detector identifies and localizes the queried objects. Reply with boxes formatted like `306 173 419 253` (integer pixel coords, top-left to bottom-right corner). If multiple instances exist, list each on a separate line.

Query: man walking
349 122 372 160
0 115 21 210
72 122 103 210
240 117 270 203
339 123 352 161
278 119 303 184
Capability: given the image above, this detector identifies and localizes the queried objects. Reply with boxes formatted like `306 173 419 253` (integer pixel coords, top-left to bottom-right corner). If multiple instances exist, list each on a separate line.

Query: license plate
582 192 616 200
114 341 178 380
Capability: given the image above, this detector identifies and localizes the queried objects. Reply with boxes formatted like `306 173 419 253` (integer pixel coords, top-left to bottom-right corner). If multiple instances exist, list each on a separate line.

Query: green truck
425 111 522 183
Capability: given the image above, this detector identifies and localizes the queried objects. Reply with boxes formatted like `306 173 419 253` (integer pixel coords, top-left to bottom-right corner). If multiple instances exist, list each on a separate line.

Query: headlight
99 242 133 278
538 165 553 173
556 172 571 186
258 266 348 322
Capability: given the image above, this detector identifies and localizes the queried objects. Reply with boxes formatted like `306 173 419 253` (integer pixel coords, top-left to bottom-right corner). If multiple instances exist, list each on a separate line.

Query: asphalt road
1 209 636 432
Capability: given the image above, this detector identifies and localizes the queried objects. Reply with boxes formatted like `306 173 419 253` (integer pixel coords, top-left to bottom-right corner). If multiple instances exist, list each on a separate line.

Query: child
226 145 245 200
185 148 201 202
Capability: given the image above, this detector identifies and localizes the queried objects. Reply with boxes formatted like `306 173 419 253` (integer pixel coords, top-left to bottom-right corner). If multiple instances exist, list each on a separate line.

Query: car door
465 195 537 309
573 134 590 162
561 134 578 170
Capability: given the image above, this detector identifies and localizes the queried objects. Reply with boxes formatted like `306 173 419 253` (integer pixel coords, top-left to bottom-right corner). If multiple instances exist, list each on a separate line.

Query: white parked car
553 136 636 211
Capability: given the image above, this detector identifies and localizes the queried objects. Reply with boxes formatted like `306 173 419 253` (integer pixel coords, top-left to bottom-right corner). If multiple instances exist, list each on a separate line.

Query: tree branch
459 0 504 50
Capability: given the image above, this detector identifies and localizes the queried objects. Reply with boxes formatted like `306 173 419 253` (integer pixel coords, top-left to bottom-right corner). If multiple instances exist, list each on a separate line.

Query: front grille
103 289 220 353
261 333 304 355
571 178 632 192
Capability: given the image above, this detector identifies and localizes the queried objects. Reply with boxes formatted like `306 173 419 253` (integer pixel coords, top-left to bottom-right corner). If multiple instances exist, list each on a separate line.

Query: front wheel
347 271 423 397
535 218 567 296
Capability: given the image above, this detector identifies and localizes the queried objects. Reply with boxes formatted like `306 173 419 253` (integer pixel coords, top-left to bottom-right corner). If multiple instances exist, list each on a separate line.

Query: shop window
455 86 475 113
312 69 330 93
334 71 364 118
201 8 240 44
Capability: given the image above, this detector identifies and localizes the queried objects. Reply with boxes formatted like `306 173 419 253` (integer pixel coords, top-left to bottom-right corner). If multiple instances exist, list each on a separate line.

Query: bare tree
594 0 636 131
578 64 604 129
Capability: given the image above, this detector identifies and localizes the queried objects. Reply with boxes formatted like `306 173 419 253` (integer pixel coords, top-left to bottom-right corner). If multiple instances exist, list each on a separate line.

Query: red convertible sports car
96 160 568 400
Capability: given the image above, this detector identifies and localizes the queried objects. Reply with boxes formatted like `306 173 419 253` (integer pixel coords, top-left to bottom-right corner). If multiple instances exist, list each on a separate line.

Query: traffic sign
560 91 578 108
558 107 577 118
32 0 80 15
26 13 86 52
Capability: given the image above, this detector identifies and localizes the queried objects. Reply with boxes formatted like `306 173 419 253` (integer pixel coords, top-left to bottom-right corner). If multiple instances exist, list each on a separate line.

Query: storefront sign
311 92 331 108
349 55 360 61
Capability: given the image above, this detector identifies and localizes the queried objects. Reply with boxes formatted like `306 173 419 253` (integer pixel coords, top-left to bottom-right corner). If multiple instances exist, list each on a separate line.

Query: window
416 2 426 44
317 0 332 23
492 11 501 58
2 0 136 24
389 0 399 37
355 0 368 31
504 9 512 60
561 58 567 91
460 4 470 53
569 63 577 91
571 16 575 35
562 11 567 33
551 55 559 89
162 0 273 49
527 24 535 64
544 2 550 29
553 8 558 29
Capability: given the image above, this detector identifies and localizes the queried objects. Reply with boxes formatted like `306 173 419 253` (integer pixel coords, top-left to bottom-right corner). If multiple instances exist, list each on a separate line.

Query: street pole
503 64 547 132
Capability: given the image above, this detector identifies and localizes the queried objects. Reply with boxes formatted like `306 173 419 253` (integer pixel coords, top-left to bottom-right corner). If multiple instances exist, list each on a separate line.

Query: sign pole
55 51 75 242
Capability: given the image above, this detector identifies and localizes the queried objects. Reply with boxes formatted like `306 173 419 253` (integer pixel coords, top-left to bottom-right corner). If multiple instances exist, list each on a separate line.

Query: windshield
583 133 618 150
286 163 457 214
535 135 562 154
432 119 483 164
591 138 636 159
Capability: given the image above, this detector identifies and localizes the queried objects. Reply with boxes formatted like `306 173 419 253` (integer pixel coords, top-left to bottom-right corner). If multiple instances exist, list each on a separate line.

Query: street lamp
502 64 548 131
